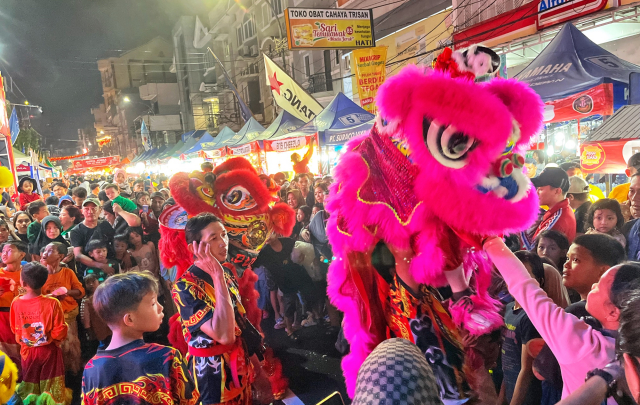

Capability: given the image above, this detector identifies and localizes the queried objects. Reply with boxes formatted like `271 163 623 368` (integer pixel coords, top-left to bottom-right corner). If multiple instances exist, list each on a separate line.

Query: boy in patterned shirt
82 271 198 405
0 241 27 367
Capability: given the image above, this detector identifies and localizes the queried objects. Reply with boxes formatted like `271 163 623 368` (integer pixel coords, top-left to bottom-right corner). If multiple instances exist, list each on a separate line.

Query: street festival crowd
3 147 640 405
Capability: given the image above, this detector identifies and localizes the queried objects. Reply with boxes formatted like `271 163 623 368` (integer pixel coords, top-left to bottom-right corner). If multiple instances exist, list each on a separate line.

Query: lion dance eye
424 117 477 169
222 186 257 211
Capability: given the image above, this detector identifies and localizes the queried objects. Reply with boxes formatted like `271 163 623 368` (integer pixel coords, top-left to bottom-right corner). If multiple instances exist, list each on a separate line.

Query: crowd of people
2 148 640 405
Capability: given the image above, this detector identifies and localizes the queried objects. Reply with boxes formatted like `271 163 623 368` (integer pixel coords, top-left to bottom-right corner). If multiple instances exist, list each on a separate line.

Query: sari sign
353 46 387 114
264 136 314 152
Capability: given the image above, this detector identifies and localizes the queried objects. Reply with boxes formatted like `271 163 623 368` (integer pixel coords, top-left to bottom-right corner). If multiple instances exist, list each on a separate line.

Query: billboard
72 156 120 170
285 8 374 50
352 46 387 114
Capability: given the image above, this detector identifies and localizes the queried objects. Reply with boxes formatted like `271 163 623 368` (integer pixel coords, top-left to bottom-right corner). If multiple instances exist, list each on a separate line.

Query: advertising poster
352 46 387 114
285 8 374 50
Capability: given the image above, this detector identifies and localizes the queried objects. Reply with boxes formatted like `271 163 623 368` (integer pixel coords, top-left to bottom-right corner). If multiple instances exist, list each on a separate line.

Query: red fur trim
168 314 188 356
214 157 257 176
170 172 220 216
235 266 262 331
262 347 288 399
159 225 193 280
269 203 296 237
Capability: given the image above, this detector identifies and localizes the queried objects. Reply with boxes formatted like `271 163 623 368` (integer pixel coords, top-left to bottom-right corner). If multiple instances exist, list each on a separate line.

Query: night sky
1 0 210 148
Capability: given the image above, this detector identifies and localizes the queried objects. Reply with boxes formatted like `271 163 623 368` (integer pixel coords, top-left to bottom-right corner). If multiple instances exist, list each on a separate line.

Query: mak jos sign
285 8 375 50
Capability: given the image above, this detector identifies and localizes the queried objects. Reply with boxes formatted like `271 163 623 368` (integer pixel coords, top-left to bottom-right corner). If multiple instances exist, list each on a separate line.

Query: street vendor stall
516 23 640 161
263 92 374 174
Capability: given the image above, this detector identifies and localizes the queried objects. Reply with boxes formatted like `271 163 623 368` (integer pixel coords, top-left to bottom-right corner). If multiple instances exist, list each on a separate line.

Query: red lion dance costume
326 60 545 400
159 157 294 400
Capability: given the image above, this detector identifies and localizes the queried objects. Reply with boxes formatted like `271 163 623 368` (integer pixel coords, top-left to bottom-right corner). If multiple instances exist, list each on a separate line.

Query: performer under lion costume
159 157 295 400
326 60 544 400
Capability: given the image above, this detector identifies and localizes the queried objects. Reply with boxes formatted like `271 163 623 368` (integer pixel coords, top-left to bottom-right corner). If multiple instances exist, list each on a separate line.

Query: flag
208 48 253 122
9 108 19 144
140 120 152 151
29 151 43 195
263 54 323 123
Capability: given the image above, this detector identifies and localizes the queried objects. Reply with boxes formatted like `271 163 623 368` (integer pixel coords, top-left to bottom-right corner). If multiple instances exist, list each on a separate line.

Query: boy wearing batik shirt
82 272 198 405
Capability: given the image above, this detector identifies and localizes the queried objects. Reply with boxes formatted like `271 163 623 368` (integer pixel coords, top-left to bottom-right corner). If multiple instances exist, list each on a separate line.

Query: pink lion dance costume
159 157 295 400
326 64 544 399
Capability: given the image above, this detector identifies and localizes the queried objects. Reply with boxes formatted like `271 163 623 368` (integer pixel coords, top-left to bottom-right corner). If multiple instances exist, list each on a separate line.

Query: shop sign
285 8 375 50
72 156 120 170
353 46 387 114
453 0 607 48
543 83 613 123
16 163 30 172
581 143 606 171
228 143 257 156
264 136 313 152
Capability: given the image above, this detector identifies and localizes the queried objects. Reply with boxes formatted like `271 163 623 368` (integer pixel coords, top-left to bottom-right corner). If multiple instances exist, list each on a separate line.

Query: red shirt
534 198 576 243
19 193 41 211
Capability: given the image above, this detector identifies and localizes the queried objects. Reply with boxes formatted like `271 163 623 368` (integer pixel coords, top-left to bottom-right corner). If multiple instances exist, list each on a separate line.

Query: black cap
532 167 570 193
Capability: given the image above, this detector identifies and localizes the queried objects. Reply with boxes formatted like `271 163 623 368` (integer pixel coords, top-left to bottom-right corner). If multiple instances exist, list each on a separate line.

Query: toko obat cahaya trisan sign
285 8 375 50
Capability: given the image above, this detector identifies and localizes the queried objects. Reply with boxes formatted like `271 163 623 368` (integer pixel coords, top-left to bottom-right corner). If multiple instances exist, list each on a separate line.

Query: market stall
515 23 640 160
262 92 375 174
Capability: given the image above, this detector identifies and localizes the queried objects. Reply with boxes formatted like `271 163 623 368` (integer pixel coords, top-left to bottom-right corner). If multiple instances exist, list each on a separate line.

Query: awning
215 118 264 148
180 129 207 142
281 92 375 141
232 110 305 147
205 126 235 150
516 23 640 102
173 136 201 158
580 105 640 174
157 141 184 160
184 132 216 155
323 120 375 145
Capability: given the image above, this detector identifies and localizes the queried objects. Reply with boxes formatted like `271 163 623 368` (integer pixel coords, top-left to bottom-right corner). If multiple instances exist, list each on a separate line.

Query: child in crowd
13 211 32 243
41 188 51 200
499 251 544 405
10 262 69 403
81 272 198 405
127 227 174 342
291 205 312 241
113 234 138 273
71 186 87 207
0 220 16 245
0 242 27 367
135 191 160 245
585 198 626 247
17 178 40 211
80 274 111 358
534 230 570 271
26 201 49 245
84 239 119 282
40 242 85 374
485 234 638 400
103 184 138 214
312 203 324 219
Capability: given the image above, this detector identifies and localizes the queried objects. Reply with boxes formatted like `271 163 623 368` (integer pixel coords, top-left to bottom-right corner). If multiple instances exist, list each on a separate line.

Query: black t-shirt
574 201 592 234
502 302 542 405
253 238 313 294
70 221 116 272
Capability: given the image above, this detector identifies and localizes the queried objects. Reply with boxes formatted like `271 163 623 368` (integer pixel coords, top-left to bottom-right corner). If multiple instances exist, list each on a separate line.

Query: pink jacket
484 237 616 399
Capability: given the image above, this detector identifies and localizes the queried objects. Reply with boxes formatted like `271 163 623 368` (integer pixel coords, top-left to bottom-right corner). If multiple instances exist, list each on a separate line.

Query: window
237 27 243 46
271 0 284 17
262 3 271 27
243 17 255 41
304 55 310 77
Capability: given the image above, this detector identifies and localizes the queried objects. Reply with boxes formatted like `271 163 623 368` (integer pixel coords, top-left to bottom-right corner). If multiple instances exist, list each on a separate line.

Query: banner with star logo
264 54 322 123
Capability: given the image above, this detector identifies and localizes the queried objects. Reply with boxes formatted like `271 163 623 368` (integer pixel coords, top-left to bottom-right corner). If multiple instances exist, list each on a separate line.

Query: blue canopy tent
230 110 305 147
205 126 236 150
180 130 207 142
171 136 201 158
132 148 155 163
227 117 265 146
278 92 375 142
214 118 264 149
144 145 169 161
184 132 216 155
323 120 375 146
156 141 185 160
516 23 640 120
